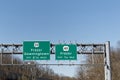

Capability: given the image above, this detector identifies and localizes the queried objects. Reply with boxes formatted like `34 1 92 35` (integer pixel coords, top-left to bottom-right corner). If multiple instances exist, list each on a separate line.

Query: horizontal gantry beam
0 43 106 54
0 43 105 46
0 51 105 54
0 43 106 65
0 63 104 66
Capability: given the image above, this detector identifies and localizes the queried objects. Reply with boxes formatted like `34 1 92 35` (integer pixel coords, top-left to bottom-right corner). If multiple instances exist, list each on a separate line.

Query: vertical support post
104 41 112 80
1 44 3 65
12 44 14 65
92 44 94 64
0 44 2 65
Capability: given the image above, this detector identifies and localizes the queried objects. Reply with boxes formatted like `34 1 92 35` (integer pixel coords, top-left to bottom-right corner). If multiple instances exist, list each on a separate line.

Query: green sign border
23 41 50 60
55 44 77 60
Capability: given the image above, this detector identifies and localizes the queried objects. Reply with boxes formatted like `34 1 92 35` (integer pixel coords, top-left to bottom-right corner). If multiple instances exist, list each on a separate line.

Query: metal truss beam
0 42 112 80
0 43 105 54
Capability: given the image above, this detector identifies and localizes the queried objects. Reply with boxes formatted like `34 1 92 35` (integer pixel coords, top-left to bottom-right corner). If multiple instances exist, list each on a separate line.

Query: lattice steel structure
0 41 111 80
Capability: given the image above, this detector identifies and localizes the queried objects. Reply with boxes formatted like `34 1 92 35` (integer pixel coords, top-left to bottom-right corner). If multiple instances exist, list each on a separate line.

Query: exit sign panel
55 44 77 60
23 41 50 60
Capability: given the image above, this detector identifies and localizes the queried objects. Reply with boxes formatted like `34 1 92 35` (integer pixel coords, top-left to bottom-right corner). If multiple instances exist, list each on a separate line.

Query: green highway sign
55 44 77 60
23 41 50 60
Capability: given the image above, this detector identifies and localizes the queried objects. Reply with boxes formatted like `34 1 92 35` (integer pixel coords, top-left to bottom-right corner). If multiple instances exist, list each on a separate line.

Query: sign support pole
104 41 112 80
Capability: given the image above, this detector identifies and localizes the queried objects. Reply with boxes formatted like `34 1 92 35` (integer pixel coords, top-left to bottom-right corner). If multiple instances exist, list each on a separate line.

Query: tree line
0 53 76 80
76 41 120 80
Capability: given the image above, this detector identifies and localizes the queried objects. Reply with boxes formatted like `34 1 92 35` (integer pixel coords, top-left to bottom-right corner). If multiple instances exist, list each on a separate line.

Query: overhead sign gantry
0 41 112 80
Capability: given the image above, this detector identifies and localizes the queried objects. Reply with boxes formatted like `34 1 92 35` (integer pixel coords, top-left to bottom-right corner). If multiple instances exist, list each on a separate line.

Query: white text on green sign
55 44 77 60
23 41 50 60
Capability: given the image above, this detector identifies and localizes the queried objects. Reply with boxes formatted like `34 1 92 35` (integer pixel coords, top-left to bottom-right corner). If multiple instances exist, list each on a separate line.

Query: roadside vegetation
76 41 120 80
